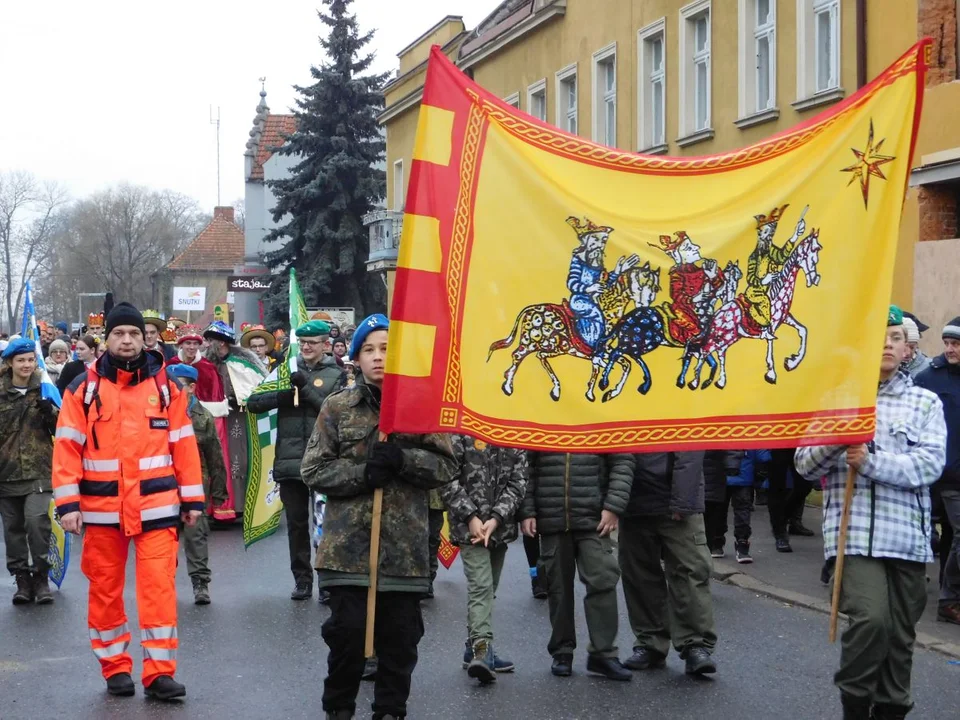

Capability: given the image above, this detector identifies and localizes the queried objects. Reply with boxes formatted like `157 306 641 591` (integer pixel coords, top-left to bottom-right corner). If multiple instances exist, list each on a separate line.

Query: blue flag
20 281 69 586
20 281 62 408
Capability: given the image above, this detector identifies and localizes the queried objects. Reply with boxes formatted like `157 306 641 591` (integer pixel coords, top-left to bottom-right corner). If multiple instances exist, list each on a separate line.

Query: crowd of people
0 298 956 720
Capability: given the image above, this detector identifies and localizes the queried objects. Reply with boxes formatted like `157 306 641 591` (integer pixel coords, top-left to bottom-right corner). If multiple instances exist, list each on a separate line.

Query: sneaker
937 603 960 626
144 675 186 701
32 571 54 605
551 653 573 677
290 581 312 601
735 541 753 564
775 535 793 553
106 672 135 697
192 579 210 606
789 521 815 537
585 656 632 681
683 647 716 675
467 640 497 684
710 545 725 559
624 647 666 671
531 573 548 599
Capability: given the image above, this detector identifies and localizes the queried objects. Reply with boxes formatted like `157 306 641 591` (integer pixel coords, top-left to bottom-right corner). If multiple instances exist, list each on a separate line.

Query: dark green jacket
188 398 229 509
300 377 457 592
0 368 58 497
519 452 635 535
442 435 528 546
247 354 344 483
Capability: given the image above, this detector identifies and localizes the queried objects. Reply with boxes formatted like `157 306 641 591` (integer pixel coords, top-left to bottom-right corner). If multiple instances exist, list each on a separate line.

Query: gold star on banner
841 120 896 209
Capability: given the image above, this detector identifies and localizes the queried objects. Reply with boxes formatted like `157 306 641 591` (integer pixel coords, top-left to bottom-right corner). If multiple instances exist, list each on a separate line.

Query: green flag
243 268 311 548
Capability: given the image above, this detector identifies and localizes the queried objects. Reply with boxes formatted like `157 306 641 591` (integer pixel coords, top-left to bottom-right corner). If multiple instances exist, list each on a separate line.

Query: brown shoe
937 603 960 625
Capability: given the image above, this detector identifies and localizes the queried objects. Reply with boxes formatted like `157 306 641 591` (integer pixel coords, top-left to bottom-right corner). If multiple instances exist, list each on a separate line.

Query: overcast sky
0 0 502 213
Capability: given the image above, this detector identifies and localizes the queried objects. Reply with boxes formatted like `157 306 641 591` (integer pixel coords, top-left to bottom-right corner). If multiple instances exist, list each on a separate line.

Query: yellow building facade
373 0 960 340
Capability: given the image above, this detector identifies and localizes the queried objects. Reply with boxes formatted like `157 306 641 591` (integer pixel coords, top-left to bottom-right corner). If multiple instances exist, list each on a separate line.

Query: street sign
213 304 230 323
172 287 206 311
226 292 235 305
228 276 272 292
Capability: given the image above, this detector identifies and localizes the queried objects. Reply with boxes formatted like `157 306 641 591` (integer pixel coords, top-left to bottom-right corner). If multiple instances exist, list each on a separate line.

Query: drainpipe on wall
856 0 867 89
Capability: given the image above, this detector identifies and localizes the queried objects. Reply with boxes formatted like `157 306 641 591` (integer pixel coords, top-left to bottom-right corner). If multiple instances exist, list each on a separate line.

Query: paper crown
566 216 613 240
649 230 690 253
176 324 204 344
754 204 789 229
167 316 185 329
88 312 105 328
141 309 166 331
161 327 178 344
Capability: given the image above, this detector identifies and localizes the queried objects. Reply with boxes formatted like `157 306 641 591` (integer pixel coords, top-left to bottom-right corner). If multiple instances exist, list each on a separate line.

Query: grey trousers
181 513 211 583
619 514 717 656
939 489 960 605
0 492 52 575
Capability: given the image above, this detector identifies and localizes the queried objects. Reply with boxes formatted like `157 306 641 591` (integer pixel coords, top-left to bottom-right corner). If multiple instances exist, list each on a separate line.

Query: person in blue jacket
704 450 771 563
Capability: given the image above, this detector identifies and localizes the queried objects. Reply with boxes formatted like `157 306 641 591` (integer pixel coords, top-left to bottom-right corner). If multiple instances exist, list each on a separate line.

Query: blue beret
167 364 199 383
2 338 38 360
349 314 390 360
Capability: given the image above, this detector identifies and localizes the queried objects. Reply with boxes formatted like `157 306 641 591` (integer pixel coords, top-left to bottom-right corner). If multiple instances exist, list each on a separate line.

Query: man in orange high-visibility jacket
53 302 204 701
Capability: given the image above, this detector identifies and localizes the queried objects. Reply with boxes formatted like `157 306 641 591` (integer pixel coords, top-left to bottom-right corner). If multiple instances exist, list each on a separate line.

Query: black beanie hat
105 302 146 336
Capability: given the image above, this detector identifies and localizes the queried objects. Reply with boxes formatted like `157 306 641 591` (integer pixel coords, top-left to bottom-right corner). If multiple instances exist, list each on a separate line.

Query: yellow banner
381 42 930 452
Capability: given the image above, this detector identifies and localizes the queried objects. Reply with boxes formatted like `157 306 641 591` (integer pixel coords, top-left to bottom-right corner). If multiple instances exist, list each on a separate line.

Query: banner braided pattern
464 53 917 175
443 103 485 404
458 412 875 450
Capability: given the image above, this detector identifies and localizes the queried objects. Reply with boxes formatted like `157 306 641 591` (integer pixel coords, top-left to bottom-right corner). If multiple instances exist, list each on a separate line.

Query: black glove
369 443 404 473
290 371 307 389
364 461 391 490
278 389 296 407
37 398 57 418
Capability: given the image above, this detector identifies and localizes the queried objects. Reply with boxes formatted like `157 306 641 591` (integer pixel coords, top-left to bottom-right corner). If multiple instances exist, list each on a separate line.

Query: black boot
12 571 32 605
775 535 793 553
551 653 573 677
145 675 186 701
530 571 548 599
33 571 54 605
841 692 872 720
871 702 910 720
290 580 312 601
683 646 717 675
106 672 135 697
586 656 632 681
624 647 666 670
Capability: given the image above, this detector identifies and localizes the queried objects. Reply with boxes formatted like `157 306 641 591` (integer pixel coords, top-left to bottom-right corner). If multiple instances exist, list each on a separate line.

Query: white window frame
737 0 777 123
555 63 578 135
392 159 404 212
592 42 617 147
504 92 520 109
795 0 842 107
637 19 667 153
527 78 547 122
678 0 712 143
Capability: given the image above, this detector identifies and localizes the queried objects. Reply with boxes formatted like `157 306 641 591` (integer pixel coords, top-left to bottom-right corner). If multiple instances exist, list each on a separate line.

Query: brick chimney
214 206 235 223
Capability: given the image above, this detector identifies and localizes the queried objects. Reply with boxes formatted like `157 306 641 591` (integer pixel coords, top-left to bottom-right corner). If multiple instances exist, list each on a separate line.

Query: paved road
2 523 960 719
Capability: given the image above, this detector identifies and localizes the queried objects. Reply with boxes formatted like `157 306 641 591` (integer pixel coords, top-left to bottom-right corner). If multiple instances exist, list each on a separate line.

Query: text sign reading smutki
172 287 207 311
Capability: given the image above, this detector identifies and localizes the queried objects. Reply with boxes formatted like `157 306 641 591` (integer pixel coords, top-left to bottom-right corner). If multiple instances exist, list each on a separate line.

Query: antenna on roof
210 105 221 206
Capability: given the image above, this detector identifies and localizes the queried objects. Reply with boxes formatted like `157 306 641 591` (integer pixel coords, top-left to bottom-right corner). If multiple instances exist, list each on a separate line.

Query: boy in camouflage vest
301 314 456 720
442 436 527 684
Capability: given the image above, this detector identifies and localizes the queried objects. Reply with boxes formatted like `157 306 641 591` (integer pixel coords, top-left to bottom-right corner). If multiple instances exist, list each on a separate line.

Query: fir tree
262 0 389 325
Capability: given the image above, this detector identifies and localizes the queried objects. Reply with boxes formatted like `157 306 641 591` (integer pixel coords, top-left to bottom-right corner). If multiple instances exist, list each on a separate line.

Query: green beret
887 305 903 327
296 320 331 338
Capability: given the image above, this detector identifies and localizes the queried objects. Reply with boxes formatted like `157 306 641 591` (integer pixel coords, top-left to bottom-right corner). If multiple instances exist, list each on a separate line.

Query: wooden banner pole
829 466 858 643
364 431 388 658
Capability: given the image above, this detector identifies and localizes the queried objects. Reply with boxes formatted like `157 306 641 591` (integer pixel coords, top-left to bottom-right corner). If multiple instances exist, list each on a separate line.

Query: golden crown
87 312 104 328
754 204 789 229
566 216 613 240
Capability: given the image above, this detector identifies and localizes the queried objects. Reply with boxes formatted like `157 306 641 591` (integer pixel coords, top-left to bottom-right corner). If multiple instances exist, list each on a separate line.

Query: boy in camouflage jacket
442 435 527 684
167 363 229 605
300 314 456 720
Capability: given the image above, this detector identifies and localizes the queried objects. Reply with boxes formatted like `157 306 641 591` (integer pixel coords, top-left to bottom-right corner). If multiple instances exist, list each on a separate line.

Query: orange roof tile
165 209 245 271
250 114 297 181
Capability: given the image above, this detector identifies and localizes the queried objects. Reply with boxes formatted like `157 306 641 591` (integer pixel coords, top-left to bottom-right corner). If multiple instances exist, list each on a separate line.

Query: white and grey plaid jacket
795 372 946 563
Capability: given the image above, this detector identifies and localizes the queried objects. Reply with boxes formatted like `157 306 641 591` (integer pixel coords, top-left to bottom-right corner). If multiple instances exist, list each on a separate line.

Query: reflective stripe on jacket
52 351 204 535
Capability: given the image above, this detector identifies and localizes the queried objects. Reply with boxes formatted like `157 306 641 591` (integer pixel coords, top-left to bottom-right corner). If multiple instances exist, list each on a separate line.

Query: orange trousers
80 526 178 686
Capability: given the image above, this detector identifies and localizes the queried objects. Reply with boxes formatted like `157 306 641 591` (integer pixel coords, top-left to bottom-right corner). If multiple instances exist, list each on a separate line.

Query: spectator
44 339 70 384
705 451 768 564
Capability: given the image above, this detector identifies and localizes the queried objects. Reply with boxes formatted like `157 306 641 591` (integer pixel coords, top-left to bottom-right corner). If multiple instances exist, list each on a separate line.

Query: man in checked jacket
795 306 947 720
